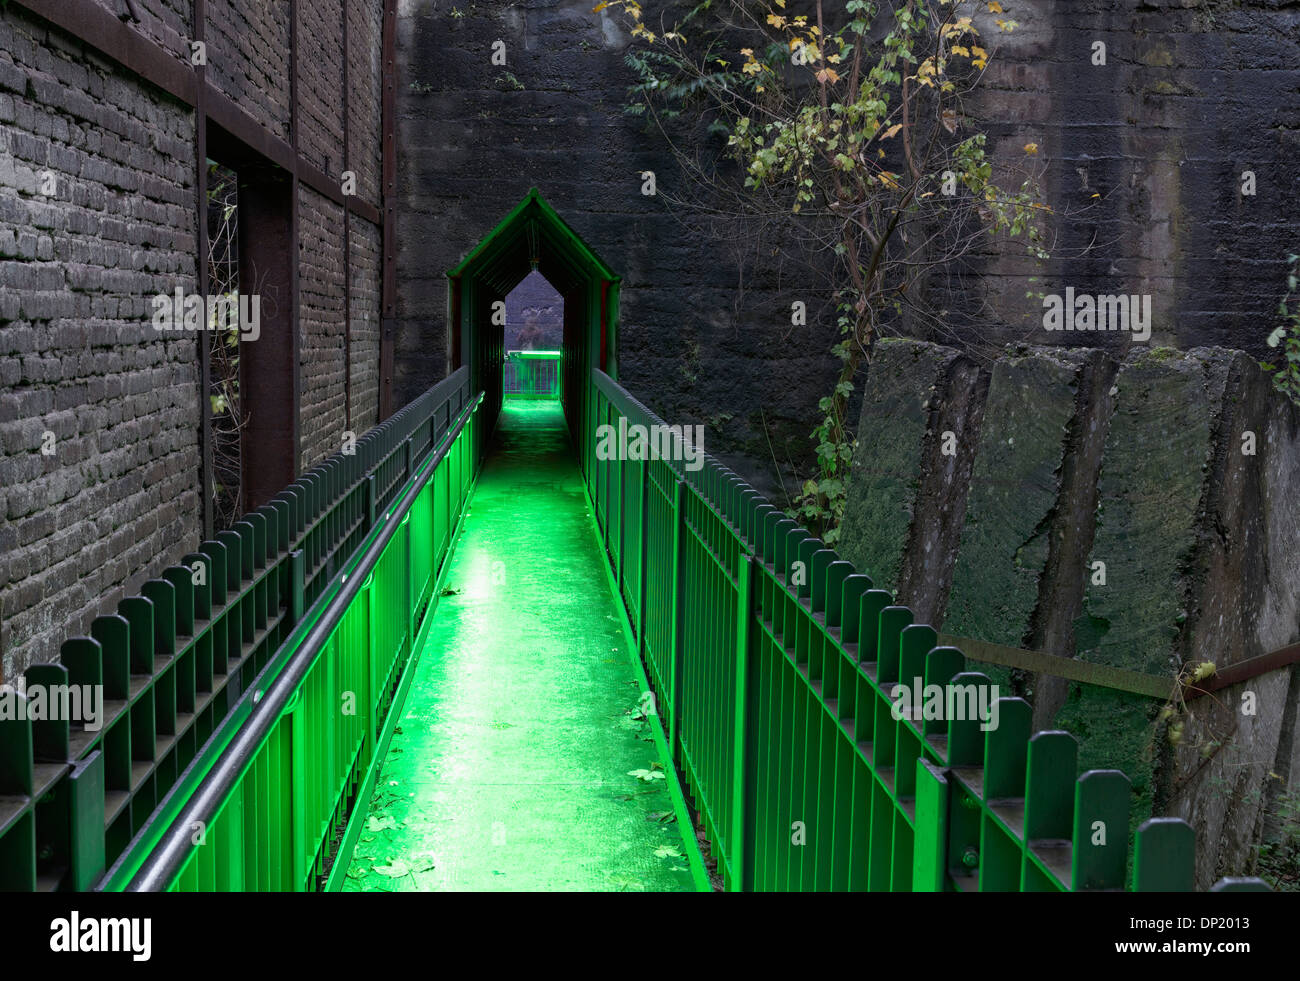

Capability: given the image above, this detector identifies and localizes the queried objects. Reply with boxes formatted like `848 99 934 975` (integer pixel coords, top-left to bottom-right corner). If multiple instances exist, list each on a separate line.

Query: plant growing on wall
1261 253 1300 407
603 0 1051 543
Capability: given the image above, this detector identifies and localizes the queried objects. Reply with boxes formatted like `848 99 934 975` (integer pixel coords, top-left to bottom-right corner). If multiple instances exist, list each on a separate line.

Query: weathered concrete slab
1054 347 1233 835
946 347 1094 646
1167 352 1300 886
840 339 967 595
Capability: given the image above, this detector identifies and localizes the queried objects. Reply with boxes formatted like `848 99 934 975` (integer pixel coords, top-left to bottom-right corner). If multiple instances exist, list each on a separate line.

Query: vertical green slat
1071 769 1130 891
1133 818 1195 892
731 554 754 889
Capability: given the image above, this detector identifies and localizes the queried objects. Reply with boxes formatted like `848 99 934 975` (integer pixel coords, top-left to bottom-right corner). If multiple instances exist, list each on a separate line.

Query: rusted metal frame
379 0 398 420
599 279 610 375
194 0 213 541
290 0 302 473
14 0 380 224
16 0 197 102
342 0 352 432
939 631 1300 704
1184 640 1300 701
937 632 1173 700
448 275 462 370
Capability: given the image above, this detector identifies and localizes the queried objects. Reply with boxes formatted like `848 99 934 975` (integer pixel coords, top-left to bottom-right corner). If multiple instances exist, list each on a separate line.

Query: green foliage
1260 253 1300 407
1255 787 1300 891
609 1 1050 544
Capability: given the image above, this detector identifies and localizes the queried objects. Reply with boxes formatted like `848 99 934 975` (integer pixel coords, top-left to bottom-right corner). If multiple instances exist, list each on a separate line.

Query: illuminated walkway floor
344 400 700 891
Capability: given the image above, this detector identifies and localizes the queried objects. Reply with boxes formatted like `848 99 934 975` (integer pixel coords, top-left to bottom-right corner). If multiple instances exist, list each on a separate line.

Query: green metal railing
0 367 477 892
581 368 1269 893
504 350 561 399
101 386 485 891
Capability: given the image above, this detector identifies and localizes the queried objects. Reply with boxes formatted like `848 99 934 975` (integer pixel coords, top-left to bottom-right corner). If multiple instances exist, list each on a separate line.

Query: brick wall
298 0 344 176
348 0 383 207
299 184 347 469
206 0 292 142
349 217 381 433
0 0 387 678
0 5 199 682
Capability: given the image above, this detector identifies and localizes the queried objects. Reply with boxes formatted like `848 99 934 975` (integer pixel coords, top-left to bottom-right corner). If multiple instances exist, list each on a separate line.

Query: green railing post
669 477 687 759
731 553 756 891
287 549 305 628
912 758 949 892
636 456 649 662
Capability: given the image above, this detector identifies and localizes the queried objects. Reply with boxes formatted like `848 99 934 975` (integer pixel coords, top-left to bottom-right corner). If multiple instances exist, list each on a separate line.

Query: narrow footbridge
0 193 1269 892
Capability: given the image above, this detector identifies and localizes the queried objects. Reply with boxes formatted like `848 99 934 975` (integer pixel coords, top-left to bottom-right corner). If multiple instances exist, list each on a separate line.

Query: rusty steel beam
289 0 302 473
379 0 397 421
937 633 1174 700
194 0 213 540
1184 641 1300 701
342 0 352 431
17 0 197 103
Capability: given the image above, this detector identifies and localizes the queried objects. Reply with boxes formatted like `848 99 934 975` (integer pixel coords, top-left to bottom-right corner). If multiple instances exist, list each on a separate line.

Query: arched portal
446 189 620 440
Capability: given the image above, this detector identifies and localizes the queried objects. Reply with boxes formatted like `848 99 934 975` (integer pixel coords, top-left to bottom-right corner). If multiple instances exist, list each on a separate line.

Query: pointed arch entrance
446 189 620 441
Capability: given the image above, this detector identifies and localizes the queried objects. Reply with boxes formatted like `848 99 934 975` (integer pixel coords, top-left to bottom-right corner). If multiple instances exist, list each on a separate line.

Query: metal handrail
124 391 484 891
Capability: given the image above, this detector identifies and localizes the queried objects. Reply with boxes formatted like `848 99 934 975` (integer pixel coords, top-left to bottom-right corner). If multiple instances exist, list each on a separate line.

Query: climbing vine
603 0 1052 543
1261 252 1300 407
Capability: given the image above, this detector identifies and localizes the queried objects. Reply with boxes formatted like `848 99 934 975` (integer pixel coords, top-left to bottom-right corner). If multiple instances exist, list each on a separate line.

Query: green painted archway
447 189 621 439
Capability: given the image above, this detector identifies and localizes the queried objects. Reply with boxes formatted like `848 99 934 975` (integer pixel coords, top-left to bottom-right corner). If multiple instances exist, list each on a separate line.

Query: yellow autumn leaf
950 45 970 57
815 68 840 84
767 14 787 28
881 123 903 139
987 0 1003 11
592 1 609 11
1023 142 1038 155
827 53 843 64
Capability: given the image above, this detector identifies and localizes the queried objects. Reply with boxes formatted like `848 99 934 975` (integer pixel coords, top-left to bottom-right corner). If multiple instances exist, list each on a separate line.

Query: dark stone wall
394 0 1300 502
393 0 835 502
951 0 1300 357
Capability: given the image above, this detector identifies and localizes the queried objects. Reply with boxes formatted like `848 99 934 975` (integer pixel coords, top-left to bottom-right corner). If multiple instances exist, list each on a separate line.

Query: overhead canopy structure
446 189 621 435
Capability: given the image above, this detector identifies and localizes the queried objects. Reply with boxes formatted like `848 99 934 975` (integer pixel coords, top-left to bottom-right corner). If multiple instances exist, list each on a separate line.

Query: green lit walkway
343 400 702 891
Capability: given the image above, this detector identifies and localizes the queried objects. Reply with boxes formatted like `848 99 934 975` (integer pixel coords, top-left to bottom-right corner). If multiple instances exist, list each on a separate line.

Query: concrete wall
392 0 836 502
840 339 1300 887
394 0 1300 505
943 0 1300 356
